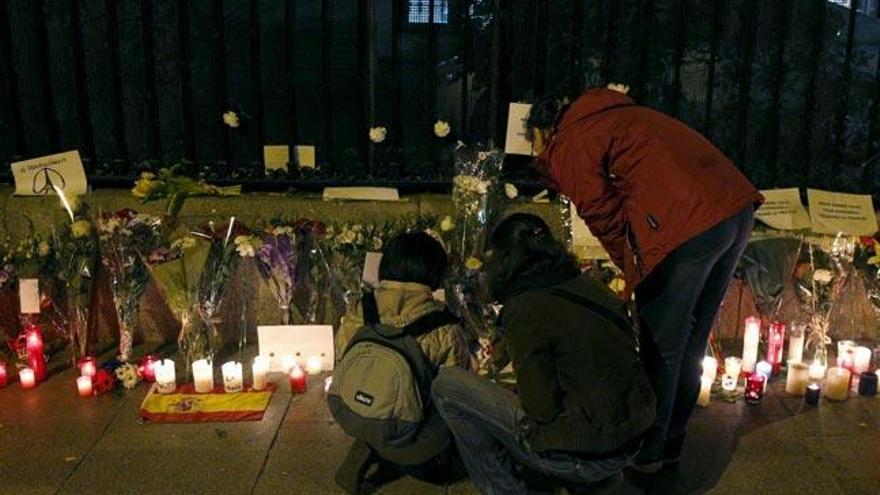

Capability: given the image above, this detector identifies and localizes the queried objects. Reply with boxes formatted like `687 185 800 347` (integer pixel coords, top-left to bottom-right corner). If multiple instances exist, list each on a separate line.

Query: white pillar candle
809 359 827 380
306 355 323 376
725 357 742 380
19 368 36 389
282 355 297 374
824 367 851 401
697 376 712 406
76 375 93 397
222 361 244 393
192 359 214 393
837 340 856 368
785 362 810 396
252 356 269 392
701 356 718 383
154 359 177 394
787 324 805 363
721 373 737 392
853 347 872 374
742 317 760 373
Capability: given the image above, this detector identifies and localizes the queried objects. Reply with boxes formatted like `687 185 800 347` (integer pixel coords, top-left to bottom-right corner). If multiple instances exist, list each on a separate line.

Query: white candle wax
80 360 97 378
787 327 805 363
154 359 177 394
725 357 742 380
824 367 851 401
809 359 827 380
721 373 737 392
697 376 712 406
19 368 36 389
785 362 810 396
306 355 323 376
192 359 214 393
222 361 244 393
742 317 760 373
701 356 718 383
853 347 872 374
282 355 297 374
252 356 269 392
837 340 856 368
76 375 93 397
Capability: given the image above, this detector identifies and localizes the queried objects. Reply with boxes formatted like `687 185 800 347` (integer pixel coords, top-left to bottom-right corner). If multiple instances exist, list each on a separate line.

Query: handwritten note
755 188 811 230
295 145 316 169
263 145 290 172
807 189 878 236
18 278 40 314
11 150 87 196
504 103 535 156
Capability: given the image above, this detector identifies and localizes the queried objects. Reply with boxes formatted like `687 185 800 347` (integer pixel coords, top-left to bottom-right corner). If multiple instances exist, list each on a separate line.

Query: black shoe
630 432 664 474
335 441 377 495
663 433 685 465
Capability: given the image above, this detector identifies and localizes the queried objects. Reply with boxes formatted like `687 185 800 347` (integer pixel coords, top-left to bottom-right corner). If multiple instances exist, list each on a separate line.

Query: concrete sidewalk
1 360 878 495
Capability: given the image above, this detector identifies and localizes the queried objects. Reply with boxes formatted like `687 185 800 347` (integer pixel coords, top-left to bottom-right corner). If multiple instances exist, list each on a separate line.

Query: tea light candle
282 355 297 374
79 356 97 379
697 376 712 406
745 373 765 403
785 362 810 396
804 382 820 405
0 362 7 388
19 368 36 389
858 371 878 396
787 323 805 364
192 359 214 393
756 361 772 391
252 356 269 392
853 347 872 374
742 317 760 373
701 356 718 383
766 322 785 374
725 357 742 379
154 359 176 394
76 375 93 397
139 355 158 382
306 355 323 376
837 340 856 369
721 373 737 392
289 364 307 394
824 367 851 401
809 359 827 380
222 361 244 393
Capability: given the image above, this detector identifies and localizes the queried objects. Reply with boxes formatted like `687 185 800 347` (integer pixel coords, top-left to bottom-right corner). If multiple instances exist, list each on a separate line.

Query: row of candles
0 324 48 390
697 317 880 407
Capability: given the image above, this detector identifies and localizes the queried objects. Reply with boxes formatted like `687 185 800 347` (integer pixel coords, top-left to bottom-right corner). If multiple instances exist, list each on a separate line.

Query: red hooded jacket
539 89 763 298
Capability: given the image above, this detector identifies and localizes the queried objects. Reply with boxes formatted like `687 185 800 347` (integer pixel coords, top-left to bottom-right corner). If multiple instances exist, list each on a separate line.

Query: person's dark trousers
432 367 635 495
634 206 754 466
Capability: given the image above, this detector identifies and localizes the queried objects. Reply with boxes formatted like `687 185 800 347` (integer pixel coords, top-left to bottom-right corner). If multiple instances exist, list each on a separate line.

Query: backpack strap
402 310 462 339
362 291 381 326
545 288 636 344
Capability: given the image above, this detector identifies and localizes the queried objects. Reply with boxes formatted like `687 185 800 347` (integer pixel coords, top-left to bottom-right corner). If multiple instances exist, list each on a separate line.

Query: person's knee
432 366 470 408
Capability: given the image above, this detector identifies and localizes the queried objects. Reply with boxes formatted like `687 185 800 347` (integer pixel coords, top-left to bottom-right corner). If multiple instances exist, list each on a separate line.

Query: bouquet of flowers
97 209 163 361
240 223 298 324
132 166 241 219
320 221 391 307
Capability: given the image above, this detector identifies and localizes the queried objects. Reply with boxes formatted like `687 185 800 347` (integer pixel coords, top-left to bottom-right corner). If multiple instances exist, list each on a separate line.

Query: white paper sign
263 145 290 172
11 150 88 196
18 278 40 314
257 325 335 372
755 188 811 230
504 103 536 156
807 189 878 236
323 187 400 201
362 252 382 289
295 145 316 169
569 204 609 260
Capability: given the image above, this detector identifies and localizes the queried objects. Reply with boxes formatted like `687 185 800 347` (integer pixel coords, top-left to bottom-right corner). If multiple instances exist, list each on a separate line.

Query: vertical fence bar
702 0 722 138
800 0 827 182
0 0 24 163
670 0 690 117
832 0 860 179
734 0 758 167
863 6 880 188
766 0 791 186
359 0 372 176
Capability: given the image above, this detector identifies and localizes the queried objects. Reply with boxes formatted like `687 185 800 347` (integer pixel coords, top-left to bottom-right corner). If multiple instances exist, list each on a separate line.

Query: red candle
289 364 307 394
745 373 766 404
139 355 158 382
19 368 36 389
78 356 97 379
25 325 46 382
0 363 7 388
766 322 785 375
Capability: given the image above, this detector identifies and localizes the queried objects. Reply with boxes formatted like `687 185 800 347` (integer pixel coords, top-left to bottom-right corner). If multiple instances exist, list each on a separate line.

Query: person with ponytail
526 84 763 473
432 213 655 494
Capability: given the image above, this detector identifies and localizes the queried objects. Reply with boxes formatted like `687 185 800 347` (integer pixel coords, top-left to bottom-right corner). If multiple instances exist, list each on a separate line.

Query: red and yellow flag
139 383 276 423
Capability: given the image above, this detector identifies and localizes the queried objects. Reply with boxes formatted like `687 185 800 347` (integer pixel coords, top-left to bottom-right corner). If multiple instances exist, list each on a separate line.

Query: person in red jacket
526 85 763 473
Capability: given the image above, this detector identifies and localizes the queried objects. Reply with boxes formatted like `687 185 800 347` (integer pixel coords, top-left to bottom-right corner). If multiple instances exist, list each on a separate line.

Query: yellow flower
222 111 240 128
38 241 50 257
131 172 159 199
440 216 455 232
59 193 82 214
608 277 626 294
434 120 451 138
71 220 91 239
869 245 880 266
465 257 483 271
369 126 387 144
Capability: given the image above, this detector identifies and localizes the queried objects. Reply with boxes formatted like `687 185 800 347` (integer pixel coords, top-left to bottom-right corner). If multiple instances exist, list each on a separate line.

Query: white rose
504 183 519 199
434 120 451 138
369 126 387 144
813 269 833 284
222 111 240 128
606 83 630 94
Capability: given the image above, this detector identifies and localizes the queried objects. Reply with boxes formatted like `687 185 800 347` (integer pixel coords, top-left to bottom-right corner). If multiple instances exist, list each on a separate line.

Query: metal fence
0 0 878 194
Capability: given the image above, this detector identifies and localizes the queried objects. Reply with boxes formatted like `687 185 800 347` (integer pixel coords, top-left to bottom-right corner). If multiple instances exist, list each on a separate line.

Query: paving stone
835 478 880 495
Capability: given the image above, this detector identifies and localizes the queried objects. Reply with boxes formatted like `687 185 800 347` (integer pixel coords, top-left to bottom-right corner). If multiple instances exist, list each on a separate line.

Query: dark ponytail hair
486 213 579 302
525 94 573 141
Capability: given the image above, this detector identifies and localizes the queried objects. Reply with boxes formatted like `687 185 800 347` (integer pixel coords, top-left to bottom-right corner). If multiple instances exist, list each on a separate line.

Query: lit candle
306 355 323 376
282 355 297 374
787 323 805 364
289 364 307 394
25 325 46 382
79 356 97 379
784 362 810 397
742 317 760 373
824 367 851 401
858 371 878 396
76 375 93 397
836 340 856 370
324 376 333 394
853 347 872 374
139 355 158 382
701 356 718 383
222 361 244 393
809 359 827 380
804 382 821 406
697 376 712 407
192 359 214 393
0 362 7 388
756 361 772 391
252 356 269 392
721 373 737 392
745 373 765 403
766 322 785 375
19 368 36 389
725 357 742 379
154 359 177 394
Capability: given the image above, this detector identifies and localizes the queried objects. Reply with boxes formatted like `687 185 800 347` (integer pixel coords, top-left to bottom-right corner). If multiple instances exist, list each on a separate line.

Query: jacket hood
347 280 444 336
557 88 635 131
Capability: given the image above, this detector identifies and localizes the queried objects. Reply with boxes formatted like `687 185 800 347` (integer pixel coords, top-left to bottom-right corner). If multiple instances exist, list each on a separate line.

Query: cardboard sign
11 150 87 196
295 145 316 169
755 188 811 230
504 103 536 156
569 203 609 260
807 189 878 236
323 187 400 201
257 325 335 372
18 278 40 314
263 145 290 171
362 252 382 289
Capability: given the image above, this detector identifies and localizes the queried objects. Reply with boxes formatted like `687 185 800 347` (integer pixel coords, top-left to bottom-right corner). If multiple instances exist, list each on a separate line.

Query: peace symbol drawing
31 167 67 195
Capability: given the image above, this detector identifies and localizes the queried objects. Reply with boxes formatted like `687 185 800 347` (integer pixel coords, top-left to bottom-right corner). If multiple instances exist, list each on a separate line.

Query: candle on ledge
756 361 772 392
252 356 269 392
139 355 158 382
742 317 761 373
282 355 297 374
222 361 244 393
76 375 93 397
19 368 36 389
745 373 765 404
836 340 856 370
0 362 7 388
289 364 307 394
721 373 738 392
787 323 806 364
805 382 821 406
25 325 46 382
701 356 718 383
192 359 214 393
697 376 712 407
79 356 97 379
809 359 827 380
306 355 323 376
858 372 878 397
853 347 872 374
766 321 785 375
154 359 176 394
785 362 810 397
824 367 851 401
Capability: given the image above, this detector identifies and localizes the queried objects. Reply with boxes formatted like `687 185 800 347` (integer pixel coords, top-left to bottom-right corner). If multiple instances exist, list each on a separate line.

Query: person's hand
607 83 630 94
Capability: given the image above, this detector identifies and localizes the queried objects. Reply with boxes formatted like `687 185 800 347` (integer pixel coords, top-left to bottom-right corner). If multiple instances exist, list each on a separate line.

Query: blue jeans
432 367 636 495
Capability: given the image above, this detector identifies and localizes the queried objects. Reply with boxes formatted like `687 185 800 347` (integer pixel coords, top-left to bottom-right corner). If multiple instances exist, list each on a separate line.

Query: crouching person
328 231 471 494
433 214 656 495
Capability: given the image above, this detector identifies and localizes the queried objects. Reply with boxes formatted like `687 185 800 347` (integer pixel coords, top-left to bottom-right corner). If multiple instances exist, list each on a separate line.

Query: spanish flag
139 383 276 423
